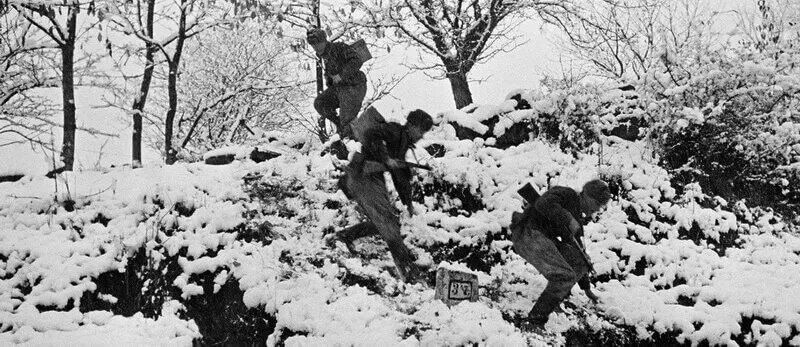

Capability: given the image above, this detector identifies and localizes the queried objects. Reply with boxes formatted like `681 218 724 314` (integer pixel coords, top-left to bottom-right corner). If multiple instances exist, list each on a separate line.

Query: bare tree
1 9 60 151
739 0 800 53
100 0 232 164
354 0 583 109
10 0 103 170
163 24 310 157
551 0 726 81
97 0 159 167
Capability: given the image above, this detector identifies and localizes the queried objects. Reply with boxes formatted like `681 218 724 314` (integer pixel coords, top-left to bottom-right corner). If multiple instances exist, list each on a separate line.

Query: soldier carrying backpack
510 179 611 331
327 109 434 284
307 28 370 159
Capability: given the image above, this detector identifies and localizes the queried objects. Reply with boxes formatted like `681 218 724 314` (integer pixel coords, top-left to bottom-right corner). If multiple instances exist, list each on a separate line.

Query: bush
644 44 800 219
517 84 605 154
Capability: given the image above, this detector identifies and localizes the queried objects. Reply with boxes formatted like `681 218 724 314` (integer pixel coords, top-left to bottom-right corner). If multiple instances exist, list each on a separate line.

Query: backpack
350 105 385 144
349 39 372 64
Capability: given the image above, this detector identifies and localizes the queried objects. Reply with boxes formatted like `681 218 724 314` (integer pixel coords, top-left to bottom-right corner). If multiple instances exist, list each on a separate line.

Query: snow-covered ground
1 111 798 346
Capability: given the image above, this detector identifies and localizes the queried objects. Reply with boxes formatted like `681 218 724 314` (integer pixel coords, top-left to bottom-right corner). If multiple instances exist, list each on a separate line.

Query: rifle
362 160 432 174
570 231 596 275
516 182 595 274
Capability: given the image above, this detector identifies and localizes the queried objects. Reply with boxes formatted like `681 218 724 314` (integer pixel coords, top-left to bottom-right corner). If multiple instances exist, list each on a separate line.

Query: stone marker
434 266 479 306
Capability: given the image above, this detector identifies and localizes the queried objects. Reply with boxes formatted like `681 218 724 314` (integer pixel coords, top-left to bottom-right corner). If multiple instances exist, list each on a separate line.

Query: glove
385 158 402 170
568 218 582 236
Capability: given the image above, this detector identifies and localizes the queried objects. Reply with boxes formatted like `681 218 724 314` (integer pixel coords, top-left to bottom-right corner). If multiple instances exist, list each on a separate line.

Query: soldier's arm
534 189 578 240
363 124 392 164
390 168 413 207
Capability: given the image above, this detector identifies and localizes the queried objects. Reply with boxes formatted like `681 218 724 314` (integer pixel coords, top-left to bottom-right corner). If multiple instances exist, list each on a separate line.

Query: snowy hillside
1 111 799 346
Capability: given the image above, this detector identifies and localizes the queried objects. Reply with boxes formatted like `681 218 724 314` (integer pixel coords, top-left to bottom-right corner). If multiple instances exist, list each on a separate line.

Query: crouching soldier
328 109 434 284
511 179 611 330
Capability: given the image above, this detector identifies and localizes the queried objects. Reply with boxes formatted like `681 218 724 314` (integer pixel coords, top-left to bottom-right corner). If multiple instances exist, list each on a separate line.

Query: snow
0 307 198 346
1 108 799 346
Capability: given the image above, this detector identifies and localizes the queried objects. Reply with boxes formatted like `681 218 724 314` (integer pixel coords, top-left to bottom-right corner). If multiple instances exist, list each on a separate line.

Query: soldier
307 28 368 159
328 109 434 284
511 179 611 330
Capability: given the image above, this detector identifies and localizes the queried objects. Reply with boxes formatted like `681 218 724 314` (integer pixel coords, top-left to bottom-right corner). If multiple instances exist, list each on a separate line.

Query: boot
396 261 424 285
330 140 349 160
527 291 563 328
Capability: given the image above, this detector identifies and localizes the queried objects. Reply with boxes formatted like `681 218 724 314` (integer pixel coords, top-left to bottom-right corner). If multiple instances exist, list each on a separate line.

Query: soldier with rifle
510 179 611 331
327 109 434 284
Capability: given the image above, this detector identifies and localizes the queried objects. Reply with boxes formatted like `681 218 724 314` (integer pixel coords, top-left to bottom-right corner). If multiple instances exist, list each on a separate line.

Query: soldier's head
580 179 611 216
406 109 434 143
306 28 328 53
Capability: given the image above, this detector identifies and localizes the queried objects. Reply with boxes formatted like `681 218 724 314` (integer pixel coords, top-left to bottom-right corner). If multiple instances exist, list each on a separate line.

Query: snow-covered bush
643 40 800 219
442 84 625 154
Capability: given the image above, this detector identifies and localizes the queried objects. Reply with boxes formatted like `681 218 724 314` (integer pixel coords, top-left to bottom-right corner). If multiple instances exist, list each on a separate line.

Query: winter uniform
312 41 368 140
511 186 592 324
335 122 420 282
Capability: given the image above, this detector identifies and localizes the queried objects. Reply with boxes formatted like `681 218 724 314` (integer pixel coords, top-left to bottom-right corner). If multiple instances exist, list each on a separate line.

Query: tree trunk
313 0 323 95
131 0 156 168
446 70 473 109
60 8 77 171
312 0 327 142
164 0 187 165
315 61 324 94
164 59 180 164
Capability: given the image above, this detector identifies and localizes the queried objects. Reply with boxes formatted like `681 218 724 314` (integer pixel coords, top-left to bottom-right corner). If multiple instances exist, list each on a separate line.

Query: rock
434 267 479 306
606 117 645 141
0 174 24 183
205 154 236 165
250 148 280 163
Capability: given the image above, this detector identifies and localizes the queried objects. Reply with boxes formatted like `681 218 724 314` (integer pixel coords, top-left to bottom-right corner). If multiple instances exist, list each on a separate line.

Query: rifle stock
517 182 541 204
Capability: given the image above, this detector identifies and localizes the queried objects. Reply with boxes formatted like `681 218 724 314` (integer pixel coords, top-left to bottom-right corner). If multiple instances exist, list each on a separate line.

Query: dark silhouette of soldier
328 110 434 284
307 28 367 159
511 179 611 330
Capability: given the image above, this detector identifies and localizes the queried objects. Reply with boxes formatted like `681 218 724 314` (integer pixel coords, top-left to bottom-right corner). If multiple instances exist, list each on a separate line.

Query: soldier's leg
349 173 419 282
335 83 367 140
512 229 579 323
557 241 590 279
314 88 341 142
314 87 340 123
557 240 592 301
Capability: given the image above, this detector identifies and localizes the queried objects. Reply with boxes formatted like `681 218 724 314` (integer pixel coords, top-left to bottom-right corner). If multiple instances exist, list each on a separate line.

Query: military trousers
314 83 367 140
337 167 418 282
511 226 589 322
